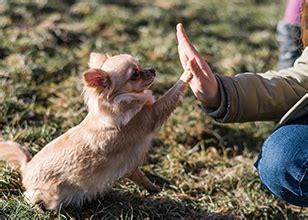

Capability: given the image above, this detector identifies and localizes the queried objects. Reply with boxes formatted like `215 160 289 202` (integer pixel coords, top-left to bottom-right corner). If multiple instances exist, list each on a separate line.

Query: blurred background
0 0 307 219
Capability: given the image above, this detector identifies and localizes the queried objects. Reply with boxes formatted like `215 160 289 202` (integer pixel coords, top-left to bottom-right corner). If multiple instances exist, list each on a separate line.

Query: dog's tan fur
0 52 192 210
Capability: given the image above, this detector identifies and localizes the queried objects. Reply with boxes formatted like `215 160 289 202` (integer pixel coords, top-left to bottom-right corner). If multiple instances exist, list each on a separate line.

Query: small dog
0 52 193 210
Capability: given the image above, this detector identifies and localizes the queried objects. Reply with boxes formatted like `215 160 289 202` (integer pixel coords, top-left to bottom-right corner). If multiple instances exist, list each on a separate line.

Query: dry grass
0 0 307 218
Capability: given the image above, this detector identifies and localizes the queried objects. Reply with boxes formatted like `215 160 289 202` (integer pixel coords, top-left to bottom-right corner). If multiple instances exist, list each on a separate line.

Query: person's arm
177 23 308 122
211 53 308 122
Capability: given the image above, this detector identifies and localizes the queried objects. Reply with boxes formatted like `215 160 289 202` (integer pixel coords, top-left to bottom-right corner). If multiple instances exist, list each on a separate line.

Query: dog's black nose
144 67 156 76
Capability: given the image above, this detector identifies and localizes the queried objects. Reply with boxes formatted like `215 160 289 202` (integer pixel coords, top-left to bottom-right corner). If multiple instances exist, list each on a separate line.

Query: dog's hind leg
129 168 161 193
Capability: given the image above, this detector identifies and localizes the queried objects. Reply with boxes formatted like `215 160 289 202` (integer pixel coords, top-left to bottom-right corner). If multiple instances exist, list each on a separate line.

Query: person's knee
256 123 308 206
257 135 295 195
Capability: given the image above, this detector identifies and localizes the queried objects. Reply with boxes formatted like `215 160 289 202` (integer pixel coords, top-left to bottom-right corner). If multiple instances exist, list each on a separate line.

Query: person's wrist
200 90 221 109
198 78 220 109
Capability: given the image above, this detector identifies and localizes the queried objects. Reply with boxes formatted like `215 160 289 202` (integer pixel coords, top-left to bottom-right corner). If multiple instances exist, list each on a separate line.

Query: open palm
176 23 220 108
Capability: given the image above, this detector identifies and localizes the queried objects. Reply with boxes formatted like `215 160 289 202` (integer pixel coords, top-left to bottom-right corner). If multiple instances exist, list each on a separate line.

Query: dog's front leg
151 70 193 129
129 168 161 193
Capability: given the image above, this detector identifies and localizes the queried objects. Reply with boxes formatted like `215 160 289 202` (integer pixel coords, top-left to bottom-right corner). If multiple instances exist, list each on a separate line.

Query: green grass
0 0 307 218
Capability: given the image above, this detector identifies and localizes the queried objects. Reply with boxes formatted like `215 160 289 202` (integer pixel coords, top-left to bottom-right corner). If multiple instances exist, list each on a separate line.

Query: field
0 0 307 218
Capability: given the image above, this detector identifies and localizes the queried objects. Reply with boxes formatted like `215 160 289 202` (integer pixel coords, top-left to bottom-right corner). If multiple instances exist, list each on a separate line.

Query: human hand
176 23 220 108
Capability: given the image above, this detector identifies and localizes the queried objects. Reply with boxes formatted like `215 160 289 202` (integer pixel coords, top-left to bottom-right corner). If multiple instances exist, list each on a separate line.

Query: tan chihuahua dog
0 52 193 210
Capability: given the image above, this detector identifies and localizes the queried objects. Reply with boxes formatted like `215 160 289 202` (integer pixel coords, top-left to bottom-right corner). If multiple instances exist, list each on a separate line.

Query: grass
0 0 307 218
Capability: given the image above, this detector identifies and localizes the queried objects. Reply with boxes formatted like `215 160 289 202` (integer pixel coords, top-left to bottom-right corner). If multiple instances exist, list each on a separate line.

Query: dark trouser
277 21 302 70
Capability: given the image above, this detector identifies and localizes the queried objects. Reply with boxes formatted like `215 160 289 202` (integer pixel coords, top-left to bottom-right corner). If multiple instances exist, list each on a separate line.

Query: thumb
187 57 203 77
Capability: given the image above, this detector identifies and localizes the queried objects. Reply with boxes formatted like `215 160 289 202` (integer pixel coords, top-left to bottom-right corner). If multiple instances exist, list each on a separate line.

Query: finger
176 23 192 48
176 23 192 46
178 45 188 68
195 56 210 73
187 57 203 78
176 23 198 57
176 23 210 73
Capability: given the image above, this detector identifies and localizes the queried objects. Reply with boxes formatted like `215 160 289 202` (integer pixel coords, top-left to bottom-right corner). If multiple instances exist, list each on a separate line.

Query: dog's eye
130 69 140 81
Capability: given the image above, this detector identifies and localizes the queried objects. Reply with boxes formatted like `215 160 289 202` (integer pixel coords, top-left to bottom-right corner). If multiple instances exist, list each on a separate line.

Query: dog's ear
83 69 111 90
88 52 110 69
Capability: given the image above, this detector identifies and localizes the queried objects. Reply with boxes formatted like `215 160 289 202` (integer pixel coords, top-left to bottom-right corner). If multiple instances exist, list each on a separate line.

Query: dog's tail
0 141 32 172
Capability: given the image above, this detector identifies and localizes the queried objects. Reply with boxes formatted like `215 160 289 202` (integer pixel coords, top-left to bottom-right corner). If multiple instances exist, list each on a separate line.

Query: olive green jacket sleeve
205 47 308 123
